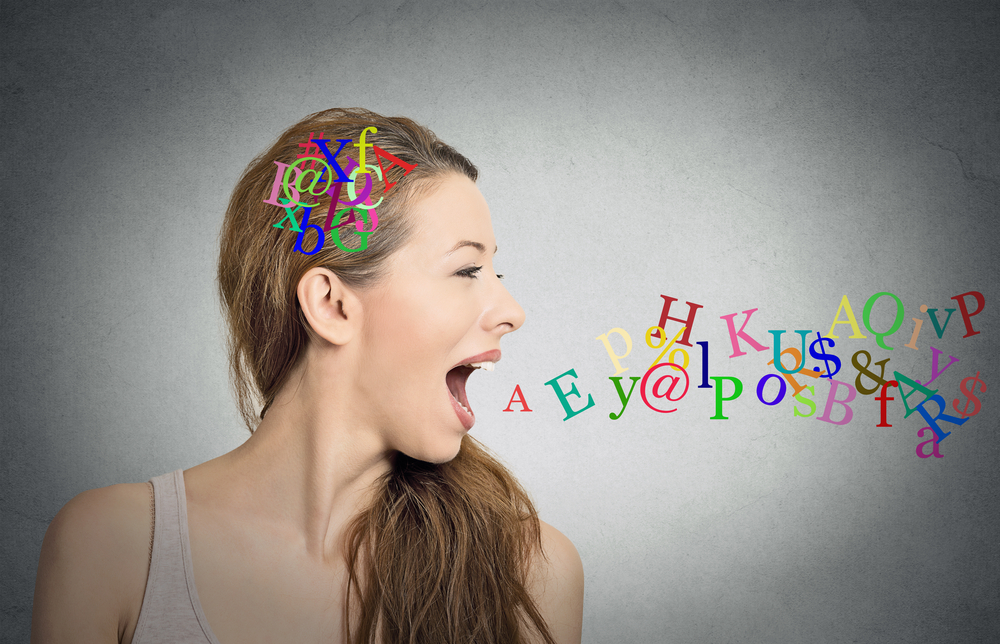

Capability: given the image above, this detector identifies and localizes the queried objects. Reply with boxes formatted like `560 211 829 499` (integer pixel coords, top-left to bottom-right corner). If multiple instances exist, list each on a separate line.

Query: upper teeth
465 361 495 371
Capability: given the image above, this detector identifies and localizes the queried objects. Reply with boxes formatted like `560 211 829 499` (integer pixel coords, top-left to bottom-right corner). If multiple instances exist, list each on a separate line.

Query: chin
418 439 464 465
399 429 465 465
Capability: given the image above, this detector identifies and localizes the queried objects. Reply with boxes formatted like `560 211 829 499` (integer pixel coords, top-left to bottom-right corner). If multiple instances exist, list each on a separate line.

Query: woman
31 108 584 643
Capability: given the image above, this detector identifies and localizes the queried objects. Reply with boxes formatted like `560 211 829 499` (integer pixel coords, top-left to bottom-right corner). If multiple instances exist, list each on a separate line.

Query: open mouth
445 359 497 430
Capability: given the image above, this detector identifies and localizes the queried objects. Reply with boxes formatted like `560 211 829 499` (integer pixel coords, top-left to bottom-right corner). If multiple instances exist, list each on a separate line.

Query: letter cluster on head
503 290 988 458
264 129 417 254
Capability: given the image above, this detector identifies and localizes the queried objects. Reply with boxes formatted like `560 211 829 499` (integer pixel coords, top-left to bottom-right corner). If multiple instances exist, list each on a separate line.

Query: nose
483 276 526 335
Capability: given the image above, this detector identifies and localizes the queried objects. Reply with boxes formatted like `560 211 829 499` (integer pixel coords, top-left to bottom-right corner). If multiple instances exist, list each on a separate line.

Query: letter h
652 295 703 347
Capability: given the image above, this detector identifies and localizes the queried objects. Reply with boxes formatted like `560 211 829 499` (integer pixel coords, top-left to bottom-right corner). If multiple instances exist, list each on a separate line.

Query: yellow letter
595 328 632 376
826 295 867 339
354 126 377 175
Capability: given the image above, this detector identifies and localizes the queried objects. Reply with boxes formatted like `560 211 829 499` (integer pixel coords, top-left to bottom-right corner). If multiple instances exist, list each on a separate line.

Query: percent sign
645 325 690 371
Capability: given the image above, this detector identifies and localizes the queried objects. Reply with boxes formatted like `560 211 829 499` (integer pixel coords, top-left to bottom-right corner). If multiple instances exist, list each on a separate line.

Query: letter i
904 305 927 350
697 341 711 388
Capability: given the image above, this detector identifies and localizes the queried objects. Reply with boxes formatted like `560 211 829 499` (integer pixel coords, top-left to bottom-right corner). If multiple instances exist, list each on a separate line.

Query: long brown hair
217 108 556 643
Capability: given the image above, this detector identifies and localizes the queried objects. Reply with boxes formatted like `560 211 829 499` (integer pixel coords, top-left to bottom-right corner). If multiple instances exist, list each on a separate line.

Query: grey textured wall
2 0 998 641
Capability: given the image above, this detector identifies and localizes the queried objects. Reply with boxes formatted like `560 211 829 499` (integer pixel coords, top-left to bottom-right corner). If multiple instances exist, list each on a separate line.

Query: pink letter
816 379 857 425
719 309 770 358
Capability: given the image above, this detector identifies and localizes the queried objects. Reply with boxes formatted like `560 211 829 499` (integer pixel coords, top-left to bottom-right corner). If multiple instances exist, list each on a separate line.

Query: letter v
926 308 956 339
918 346 958 386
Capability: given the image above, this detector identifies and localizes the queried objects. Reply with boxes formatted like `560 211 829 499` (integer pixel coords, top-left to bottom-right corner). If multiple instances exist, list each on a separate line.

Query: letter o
756 373 787 406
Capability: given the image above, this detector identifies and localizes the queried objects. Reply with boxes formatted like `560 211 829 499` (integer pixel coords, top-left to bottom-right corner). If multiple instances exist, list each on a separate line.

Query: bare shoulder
32 481 153 644
527 520 585 644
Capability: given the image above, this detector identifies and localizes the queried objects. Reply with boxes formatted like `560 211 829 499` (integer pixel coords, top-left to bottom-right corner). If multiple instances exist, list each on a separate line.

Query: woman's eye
456 265 483 278
496 274 504 280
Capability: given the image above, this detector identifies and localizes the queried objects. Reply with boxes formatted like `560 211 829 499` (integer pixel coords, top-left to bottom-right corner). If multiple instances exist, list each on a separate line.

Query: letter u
768 330 812 374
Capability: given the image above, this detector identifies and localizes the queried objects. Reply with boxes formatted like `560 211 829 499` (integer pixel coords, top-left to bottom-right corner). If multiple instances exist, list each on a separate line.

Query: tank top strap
131 469 218 644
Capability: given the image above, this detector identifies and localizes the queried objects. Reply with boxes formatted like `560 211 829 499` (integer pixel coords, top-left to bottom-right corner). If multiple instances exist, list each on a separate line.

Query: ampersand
851 350 890 395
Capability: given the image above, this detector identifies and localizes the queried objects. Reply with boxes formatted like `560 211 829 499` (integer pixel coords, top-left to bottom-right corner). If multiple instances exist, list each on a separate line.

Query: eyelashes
455 266 505 280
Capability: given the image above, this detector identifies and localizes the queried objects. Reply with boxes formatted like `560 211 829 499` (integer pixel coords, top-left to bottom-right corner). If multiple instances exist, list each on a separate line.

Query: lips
446 350 501 430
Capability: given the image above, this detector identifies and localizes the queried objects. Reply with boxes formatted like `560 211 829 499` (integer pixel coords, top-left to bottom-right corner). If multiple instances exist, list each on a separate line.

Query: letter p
595 328 632 376
951 290 985 338
709 376 743 419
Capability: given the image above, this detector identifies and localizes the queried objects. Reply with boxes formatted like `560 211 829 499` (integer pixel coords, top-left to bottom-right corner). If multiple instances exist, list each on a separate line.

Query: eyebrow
446 240 498 255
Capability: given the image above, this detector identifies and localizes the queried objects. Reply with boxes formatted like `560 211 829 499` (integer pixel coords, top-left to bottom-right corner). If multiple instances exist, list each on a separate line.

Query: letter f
355 127 377 175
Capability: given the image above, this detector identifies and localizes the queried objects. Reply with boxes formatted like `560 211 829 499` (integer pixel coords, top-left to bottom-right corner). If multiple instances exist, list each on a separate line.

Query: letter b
294 208 325 255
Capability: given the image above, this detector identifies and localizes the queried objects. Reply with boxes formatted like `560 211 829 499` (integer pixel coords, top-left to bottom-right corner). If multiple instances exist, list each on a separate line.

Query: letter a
893 371 937 419
502 385 533 412
372 146 418 193
826 295 867 339
915 427 944 458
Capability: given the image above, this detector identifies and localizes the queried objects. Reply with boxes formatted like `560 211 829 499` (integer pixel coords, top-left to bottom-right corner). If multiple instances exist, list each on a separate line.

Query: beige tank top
131 469 220 644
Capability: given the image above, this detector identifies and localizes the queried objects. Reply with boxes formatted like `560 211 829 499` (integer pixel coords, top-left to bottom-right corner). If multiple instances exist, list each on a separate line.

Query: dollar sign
952 371 986 419
808 332 841 379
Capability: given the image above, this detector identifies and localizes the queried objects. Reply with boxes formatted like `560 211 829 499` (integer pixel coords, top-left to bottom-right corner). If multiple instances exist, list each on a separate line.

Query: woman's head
219 108 553 644
218 108 524 461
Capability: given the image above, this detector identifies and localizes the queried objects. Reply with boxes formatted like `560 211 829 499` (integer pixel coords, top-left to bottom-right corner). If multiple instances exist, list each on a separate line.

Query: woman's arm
31 483 152 644
529 520 585 644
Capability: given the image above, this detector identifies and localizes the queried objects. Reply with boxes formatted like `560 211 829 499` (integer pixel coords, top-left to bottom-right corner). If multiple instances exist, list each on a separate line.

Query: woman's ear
297 267 361 346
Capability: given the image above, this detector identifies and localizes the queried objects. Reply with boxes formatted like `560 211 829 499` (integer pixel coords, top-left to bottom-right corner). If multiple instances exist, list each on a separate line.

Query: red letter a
503 385 533 412
372 146 417 193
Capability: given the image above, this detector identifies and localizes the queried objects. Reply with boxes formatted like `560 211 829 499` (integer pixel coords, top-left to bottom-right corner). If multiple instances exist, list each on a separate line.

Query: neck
219 348 393 565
